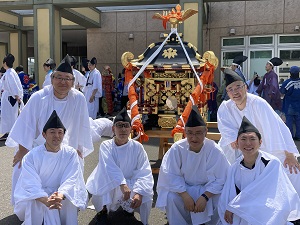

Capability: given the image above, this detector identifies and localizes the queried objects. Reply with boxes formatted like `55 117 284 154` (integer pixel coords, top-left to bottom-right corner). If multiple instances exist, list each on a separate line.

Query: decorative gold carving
158 115 177 128
202 51 219 69
162 48 178 59
152 4 198 29
121 52 134 67
146 65 154 70
153 73 187 78
174 133 183 142
163 65 172 69
195 53 205 63
182 64 192 69
149 43 155 49
138 54 144 60
143 77 194 115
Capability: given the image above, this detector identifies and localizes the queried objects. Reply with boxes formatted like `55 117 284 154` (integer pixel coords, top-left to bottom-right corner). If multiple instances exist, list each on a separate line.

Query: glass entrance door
279 49 300 81
249 50 273 80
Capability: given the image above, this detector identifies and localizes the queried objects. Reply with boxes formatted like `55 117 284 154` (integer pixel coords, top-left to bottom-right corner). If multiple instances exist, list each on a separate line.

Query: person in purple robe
256 57 282 113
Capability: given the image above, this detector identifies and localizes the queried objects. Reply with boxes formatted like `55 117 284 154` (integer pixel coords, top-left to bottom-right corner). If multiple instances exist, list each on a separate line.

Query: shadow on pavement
0 214 22 225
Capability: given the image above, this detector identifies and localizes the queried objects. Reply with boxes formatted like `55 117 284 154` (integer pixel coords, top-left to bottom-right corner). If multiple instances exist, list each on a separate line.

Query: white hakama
14 145 87 225
86 139 154 225
156 138 230 225
217 93 300 194
218 151 300 225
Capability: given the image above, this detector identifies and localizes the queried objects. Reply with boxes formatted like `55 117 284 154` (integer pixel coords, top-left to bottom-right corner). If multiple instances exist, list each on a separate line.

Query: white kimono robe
217 93 300 194
83 68 102 119
89 117 114 143
86 139 154 225
73 69 87 90
0 68 23 134
218 151 300 225
14 144 88 225
6 85 93 204
156 138 230 225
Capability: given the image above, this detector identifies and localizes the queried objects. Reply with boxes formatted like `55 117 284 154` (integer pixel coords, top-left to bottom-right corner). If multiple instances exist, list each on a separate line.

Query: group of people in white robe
3 53 300 225
156 104 300 225
5 55 153 225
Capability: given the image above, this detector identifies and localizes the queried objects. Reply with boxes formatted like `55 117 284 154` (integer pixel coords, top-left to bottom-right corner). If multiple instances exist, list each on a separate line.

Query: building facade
0 0 299 87
87 0 300 86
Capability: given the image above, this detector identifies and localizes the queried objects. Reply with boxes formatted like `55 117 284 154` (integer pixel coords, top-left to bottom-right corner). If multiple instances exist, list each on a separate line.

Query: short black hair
6 62 13 68
15 65 24 72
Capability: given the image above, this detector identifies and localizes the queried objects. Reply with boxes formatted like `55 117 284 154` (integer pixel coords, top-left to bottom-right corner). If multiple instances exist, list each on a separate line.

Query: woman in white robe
218 116 300 225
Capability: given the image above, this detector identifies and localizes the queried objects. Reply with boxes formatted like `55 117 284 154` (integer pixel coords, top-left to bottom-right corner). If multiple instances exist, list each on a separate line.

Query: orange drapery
171 62 215 137
124 63 149 142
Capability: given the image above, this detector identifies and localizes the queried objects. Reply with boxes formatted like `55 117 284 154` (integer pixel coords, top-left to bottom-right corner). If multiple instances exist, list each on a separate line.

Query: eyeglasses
226 84 245 94
115 123 131 128
53 75 74 82
185 131 206 136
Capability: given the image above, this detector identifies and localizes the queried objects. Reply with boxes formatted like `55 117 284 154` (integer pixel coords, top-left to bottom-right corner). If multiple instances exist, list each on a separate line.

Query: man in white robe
6 54 93 205
217 68 300 196
14 110 88 225
156 105 230 225
0 53 23 141
70 55 86 92
86 107 154 225
83 57 103 119
218 116 300 225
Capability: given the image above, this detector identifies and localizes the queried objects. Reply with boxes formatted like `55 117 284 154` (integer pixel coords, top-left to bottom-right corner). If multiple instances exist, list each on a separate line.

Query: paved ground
0 135 299 225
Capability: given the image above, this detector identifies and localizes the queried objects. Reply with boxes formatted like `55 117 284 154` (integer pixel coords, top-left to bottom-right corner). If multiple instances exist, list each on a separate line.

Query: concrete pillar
0 43 7 62
8 31 28 72
33 4 61 86
180 0 203 53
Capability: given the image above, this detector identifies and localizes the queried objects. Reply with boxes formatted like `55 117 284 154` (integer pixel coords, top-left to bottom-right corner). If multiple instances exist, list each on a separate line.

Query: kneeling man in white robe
156 105 230 225
14 110 88 225
218 116 300 225
86 107 154 225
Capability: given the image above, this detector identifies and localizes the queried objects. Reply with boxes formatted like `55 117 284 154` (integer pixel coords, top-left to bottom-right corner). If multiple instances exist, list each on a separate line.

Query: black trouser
98 97 105 116
121 95 129 109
